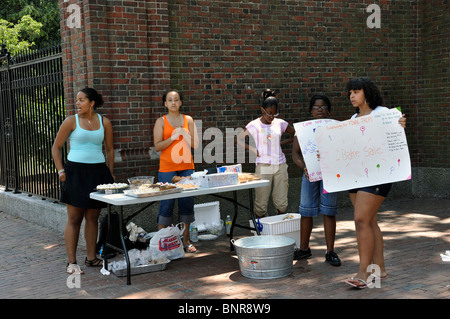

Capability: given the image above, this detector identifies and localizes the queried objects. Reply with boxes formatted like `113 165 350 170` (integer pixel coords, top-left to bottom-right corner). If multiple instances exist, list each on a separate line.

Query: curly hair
346 77 383 111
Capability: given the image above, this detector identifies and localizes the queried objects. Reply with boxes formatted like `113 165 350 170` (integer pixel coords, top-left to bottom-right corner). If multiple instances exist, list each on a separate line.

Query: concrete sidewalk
0 198 449 300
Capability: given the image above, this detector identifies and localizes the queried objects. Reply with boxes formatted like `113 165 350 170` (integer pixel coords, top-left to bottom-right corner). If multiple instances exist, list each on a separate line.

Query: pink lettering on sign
340 149 360 161
364 145 383 157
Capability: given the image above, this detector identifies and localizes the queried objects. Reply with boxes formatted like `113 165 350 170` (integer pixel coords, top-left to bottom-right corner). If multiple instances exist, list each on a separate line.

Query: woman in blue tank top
52 87 115 275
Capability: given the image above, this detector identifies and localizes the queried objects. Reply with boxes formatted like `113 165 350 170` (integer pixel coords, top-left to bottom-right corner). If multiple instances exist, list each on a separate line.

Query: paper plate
198 234 219 241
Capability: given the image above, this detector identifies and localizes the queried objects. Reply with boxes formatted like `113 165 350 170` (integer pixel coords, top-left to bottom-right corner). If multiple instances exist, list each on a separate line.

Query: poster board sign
315 108 411 193
293 119 338 182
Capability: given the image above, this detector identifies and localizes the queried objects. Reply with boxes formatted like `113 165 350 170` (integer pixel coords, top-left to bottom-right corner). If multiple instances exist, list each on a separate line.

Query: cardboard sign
315 108 411 193
293 119 338 182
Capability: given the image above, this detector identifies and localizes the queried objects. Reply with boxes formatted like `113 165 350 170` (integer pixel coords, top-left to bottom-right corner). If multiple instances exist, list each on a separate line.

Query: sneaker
66 262 84 275
325 251 341 266
293 247 312 260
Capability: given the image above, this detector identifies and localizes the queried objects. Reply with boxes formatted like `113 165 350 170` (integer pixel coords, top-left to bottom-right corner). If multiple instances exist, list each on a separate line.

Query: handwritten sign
293 119 338 182
315 108 411 193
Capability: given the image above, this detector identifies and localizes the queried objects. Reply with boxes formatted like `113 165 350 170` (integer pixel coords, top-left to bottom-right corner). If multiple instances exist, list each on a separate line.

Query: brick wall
60 0 171 178
417 0 450 168
167 0 422 173
59 0 449 181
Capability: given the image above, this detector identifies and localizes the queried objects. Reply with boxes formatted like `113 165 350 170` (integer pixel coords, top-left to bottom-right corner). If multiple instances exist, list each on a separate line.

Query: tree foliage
0 0 60 51
0 16 42 55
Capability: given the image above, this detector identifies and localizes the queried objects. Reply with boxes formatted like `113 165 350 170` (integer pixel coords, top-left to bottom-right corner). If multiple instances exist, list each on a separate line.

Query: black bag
96 212 123 257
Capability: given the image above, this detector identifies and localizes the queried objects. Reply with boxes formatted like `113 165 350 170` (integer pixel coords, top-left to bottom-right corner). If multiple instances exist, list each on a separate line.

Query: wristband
58 169 65 176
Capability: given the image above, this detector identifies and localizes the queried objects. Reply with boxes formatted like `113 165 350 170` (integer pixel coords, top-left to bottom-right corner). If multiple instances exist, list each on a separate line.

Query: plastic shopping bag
149 223 185 260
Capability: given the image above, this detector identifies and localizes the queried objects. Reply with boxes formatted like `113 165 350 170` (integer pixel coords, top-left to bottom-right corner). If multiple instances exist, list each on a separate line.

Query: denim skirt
60 161 114 209
299 174 338 217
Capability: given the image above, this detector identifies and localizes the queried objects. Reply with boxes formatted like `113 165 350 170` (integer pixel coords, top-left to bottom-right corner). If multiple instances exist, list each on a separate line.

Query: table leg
103 204 111 271
229 191 238 250
248 188 261 235
118 206 131 285
228 188 261 250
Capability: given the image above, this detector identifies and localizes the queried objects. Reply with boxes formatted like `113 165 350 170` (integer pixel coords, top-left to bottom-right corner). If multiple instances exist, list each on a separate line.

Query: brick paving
1 198 449 300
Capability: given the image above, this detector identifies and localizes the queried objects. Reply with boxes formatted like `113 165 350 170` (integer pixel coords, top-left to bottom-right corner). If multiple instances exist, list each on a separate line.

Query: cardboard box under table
194 201 220 232
250 213 301 248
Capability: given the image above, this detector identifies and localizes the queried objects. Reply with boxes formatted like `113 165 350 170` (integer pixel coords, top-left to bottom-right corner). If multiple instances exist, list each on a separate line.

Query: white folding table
90 179 270 284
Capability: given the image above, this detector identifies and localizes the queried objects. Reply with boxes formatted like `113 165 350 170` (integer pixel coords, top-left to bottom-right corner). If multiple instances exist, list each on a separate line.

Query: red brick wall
166 0 421 174
60 0 170 178
417 0 450 168
59 0 449 180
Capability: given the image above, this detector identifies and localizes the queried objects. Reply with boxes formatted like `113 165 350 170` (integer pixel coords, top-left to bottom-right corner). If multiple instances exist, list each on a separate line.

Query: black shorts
348 183 392 198
60 161 114 209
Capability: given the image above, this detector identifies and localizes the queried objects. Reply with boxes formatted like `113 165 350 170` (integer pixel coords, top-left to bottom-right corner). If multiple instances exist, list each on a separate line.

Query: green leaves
0 15 42 54
0 0 60 53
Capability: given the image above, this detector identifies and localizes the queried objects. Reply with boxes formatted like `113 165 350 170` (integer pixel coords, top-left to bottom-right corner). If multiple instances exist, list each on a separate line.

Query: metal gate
0 44 66 200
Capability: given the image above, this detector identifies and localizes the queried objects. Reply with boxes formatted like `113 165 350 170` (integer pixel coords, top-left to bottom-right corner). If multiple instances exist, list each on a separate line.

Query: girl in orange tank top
153 89 199 253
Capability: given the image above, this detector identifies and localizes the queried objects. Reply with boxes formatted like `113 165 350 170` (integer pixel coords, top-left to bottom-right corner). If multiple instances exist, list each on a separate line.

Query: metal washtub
232 235 295 279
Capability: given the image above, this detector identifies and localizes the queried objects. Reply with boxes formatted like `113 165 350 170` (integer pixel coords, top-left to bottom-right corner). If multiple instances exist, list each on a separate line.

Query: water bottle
225 215 232 236
190 221 198 242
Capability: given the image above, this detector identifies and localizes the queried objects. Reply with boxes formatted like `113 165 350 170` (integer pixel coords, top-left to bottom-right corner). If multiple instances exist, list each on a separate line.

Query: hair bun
261 89 276 100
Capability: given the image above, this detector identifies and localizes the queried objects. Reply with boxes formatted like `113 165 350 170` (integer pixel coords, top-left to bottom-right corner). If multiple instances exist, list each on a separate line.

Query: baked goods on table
139 182 177 191
128 176 154 188
123 182 181 197
96 183 128 191
171 175 192 183
175 182 198 190
238 173 261 183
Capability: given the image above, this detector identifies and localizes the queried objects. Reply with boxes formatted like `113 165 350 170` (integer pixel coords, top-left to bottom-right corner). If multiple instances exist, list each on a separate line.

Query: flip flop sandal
184 244 197 253
345 277 374 289
85 257 103 267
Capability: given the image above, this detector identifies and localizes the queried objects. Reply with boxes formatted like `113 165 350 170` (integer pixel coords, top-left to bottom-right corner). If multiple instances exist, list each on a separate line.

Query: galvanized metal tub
232 235 295 279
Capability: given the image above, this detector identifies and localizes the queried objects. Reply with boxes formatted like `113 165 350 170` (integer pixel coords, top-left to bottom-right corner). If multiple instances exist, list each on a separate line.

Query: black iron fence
0 44 66 201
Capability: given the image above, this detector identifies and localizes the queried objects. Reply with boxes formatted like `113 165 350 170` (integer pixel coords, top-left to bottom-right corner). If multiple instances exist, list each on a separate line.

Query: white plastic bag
149 223 185 260
126 222 147 242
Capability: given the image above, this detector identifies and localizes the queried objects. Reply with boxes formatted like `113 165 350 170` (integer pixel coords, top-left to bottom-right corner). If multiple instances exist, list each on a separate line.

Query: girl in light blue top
52 87 115 275
67 113 106 163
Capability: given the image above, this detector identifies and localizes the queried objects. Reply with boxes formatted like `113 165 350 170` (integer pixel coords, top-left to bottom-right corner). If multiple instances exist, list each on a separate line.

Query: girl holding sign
237 89 295 218
292 95 341 266
345 78 406 288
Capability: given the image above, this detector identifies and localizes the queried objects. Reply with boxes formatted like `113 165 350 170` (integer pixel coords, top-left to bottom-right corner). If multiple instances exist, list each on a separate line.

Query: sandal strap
85 257 103 267
184 244 197 253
